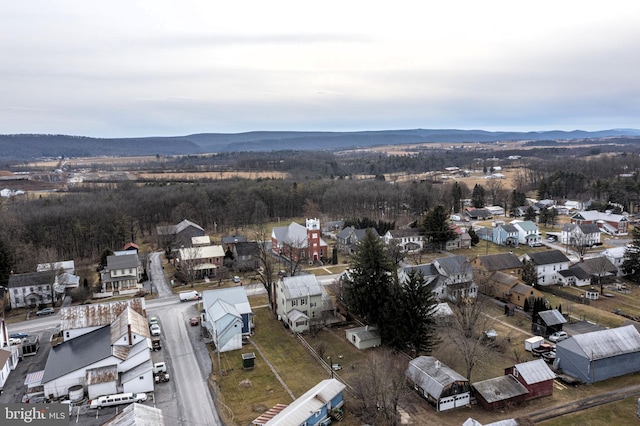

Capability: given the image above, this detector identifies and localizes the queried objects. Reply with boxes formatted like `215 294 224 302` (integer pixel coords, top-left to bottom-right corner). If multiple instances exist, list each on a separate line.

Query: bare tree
586 255 615 294
178 246 203 287
445 293 497 382
486 177 504 206
350 348 412 426
254 228 277 314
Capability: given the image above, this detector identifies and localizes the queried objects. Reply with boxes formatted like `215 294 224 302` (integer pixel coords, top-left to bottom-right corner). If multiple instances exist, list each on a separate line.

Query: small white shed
525 336 544 351
345 326 381 350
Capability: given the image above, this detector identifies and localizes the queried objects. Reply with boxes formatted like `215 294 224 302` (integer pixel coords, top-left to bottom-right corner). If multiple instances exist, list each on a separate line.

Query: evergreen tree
421 205 456 250
522 258 538 287
386 270 439 355
622 226 640 282
523 297 530 313
524 206 537 221
510 190 527 214
0 238 13 288
451 182 463 213
331 246 338 265
471 184 485 208
467 228 480 246
99 247 114 270
343 229 394 326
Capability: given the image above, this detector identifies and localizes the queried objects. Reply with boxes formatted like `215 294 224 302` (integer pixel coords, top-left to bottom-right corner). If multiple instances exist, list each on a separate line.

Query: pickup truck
153 362 170 383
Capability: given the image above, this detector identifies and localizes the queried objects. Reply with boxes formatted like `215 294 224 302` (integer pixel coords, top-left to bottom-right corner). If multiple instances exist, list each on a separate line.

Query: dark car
542 350 556 363
36 307 55 316
10 332 29 339
532 343 555 357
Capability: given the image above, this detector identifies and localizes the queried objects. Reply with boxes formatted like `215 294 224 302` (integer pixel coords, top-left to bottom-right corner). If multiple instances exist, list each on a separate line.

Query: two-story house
521 250 570 286
445 224 472 251
176 244 225 278
512 220 541 246
8 271 56 308
99 253 143 296
156 219 206 250
492 224 519 247
601 246 627 276
472 252 524 280
202 287 254 353
432 255 476 301
336 226 379 254
271 218 328 263
383 228 424 253
275 275 328 333
43 300 153 400
571 210 628 236
561 223 601 247
232 241 260 271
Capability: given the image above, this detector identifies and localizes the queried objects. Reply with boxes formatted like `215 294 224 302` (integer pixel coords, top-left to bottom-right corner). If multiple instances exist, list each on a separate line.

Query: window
301 299 306 305
291 300 297 306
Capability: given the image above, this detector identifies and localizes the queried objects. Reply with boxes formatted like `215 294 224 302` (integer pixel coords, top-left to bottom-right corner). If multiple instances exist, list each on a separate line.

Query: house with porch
521 250 570 286
492 224 519 247
561 223 601 246
175 244 225 278
275 274 330 333
99 252 143 296
271 218 328 263
8 271 56 308
570 210 629 236
383 228 424 253
511 220 541 246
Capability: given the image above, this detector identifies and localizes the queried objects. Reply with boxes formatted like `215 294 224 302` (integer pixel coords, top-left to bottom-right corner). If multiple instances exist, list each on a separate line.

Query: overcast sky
2 1 639 138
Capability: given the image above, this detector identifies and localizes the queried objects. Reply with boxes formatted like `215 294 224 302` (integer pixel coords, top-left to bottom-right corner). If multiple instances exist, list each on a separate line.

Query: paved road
5 252 223 426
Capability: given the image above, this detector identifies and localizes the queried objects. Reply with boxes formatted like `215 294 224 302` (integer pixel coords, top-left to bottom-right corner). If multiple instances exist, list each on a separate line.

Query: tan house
482 271 543 308
472 252 523 279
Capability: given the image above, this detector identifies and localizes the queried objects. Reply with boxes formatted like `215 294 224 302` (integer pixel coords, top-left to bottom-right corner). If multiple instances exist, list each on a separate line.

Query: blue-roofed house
202 287 254 353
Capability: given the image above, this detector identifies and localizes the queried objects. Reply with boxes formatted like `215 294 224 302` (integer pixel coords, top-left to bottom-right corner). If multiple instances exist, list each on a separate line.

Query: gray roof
526 250 570 265
580 223 601 234
477 253 523 271
42 325 113 383
8 271 55 289
513 359 556 384
281 275 323 299
106 253 139 270
272 222 309 247
489 271 518 286
472 375 528 404
434 255 471 276
175 219 204 234
406 356 468 399
538 309 567 326
387 228 421 238
579 256 618 275
346 326 380 341
561 324 640 361
234 241 258 256
121 359 153 384
562 266 592 280
202 286 252 316
500 224 519 233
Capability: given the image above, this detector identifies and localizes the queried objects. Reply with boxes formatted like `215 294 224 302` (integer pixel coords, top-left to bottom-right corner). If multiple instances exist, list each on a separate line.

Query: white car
150 324 161 336
548 331 568 342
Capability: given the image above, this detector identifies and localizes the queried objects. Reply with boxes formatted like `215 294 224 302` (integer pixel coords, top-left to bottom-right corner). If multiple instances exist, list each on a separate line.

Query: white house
99 253 143 296
561 223 601 246
511 220 541 246
345 326 381 350
521 250 571 286
383 228 424 253
601 246 628 277
42 305 154 399
275 275 328 333
8 271 55 308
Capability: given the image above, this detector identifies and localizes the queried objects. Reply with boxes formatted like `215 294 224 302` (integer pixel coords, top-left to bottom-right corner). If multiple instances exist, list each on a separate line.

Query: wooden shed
406 356 470 412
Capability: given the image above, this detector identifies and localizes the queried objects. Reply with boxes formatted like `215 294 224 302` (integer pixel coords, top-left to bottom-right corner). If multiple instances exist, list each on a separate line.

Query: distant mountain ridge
1 128 639 160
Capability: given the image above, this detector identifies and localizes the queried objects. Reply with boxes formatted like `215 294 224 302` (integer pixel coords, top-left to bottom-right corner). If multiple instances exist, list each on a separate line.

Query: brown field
136 171 290 180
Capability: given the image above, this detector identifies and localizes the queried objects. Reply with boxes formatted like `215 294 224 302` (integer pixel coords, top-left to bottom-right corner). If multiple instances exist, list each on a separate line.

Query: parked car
548 331 568 342
190 317 199 326
36 307 55 316
150 324 161 336
10 332 29 339
532 343 555 357
148 316 158 326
